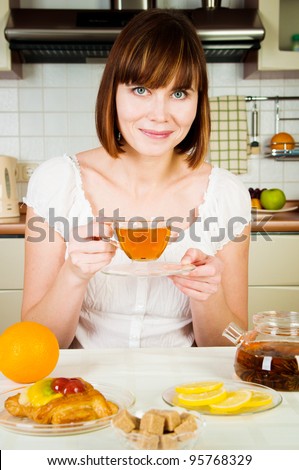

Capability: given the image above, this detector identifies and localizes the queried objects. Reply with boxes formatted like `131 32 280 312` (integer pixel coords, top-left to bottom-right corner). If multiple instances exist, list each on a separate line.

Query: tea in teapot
223 311 299 391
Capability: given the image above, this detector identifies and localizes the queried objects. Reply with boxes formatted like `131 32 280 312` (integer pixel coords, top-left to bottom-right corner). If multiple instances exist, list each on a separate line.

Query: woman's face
115 79 198 158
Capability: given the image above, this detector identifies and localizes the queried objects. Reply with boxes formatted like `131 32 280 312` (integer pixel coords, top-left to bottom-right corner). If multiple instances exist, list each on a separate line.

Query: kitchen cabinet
244 0 299 78
248 233 299 327
0 0 21 79
0 238 24 333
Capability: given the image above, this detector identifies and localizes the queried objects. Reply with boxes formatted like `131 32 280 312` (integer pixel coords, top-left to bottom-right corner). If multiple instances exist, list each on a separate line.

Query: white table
0 347 299 450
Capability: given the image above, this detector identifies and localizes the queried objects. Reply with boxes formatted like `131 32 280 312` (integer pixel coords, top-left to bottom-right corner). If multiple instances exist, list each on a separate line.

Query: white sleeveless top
24 155 251 348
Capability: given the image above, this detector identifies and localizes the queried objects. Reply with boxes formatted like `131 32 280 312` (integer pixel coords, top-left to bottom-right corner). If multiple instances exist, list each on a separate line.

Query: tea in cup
115 219 171 261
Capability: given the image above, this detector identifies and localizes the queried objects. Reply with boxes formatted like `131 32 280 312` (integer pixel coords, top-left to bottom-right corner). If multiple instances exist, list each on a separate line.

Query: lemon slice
175 387 227 407
175 381 224 395
209 390 252 413
246 390 273 408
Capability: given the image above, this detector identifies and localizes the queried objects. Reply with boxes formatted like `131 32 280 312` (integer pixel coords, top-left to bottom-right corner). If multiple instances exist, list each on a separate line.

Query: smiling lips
140 129 174 139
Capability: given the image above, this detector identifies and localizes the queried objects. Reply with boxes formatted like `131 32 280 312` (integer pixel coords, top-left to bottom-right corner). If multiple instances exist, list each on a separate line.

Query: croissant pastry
5 377 118 425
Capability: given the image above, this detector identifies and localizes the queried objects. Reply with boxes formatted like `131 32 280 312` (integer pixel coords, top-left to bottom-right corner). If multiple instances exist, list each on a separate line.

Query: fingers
67 221 117 280
68 239 116 255
172 284 213 302
181 248 209 266
69 251 115 268
187 262 220 280
69 222 117 255
171 276 219 295
171 273 219 302
69 221 113 243
170 249 223 301
67 251 115 278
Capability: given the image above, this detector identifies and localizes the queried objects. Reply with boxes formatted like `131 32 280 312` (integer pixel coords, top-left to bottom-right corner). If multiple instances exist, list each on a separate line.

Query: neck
119 148 181 191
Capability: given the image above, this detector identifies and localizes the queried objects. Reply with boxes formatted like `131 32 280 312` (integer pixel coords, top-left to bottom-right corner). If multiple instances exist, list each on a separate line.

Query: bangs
117 28 201 91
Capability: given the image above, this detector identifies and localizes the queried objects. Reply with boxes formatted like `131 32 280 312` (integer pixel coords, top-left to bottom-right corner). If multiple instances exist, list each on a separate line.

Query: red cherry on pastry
51 377 86 395
63 378 85 395
51 377 69 393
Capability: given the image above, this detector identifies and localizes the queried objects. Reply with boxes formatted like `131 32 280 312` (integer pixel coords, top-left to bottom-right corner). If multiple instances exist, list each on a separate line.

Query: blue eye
173 90 186 99
133 87 147 95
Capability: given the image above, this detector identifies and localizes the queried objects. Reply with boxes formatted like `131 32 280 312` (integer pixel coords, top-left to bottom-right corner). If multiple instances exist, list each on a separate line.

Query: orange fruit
251 198 262 209
0 321 59 384
270 132 295 151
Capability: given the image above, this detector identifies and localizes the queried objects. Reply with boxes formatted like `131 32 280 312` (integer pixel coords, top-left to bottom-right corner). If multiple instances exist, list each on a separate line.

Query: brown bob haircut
96 9 210 169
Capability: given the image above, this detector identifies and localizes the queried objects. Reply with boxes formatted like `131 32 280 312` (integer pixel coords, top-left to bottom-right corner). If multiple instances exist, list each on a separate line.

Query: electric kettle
0 155 20 223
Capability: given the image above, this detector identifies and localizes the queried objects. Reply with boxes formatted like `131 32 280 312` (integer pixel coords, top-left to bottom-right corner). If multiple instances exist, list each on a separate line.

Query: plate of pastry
0 377 135 436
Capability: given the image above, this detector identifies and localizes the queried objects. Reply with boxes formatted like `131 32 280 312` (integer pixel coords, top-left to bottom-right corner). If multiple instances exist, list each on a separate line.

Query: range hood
4 8 265 64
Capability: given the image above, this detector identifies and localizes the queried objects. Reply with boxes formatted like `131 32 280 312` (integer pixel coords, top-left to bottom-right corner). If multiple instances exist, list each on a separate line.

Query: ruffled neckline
64 154 219 229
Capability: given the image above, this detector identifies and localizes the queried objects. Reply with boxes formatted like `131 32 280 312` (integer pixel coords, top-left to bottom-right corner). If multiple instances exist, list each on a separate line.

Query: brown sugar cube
112 409 140 433
159 433 179 450
174 414 198 435
140 411 165 435
154 410 181 432
136 431 159 450
180 413 198 427
180 412 197 420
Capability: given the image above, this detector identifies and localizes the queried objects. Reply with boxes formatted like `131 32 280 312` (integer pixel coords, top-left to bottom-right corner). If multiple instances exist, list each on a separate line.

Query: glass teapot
223 311 299 391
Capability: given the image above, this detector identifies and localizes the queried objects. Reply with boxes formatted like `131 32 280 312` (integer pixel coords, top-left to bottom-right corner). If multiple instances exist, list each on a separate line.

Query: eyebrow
125 83 196 92
172 86 195 91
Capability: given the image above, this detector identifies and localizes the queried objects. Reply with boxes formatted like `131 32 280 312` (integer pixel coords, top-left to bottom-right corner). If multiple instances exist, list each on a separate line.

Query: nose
147 92 169 122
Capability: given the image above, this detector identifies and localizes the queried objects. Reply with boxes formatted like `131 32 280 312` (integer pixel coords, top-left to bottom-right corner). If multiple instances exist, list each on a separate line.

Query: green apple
260 188 286 210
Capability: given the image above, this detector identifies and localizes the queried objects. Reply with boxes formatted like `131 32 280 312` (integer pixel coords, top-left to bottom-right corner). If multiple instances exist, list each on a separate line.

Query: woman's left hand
169 248 223 302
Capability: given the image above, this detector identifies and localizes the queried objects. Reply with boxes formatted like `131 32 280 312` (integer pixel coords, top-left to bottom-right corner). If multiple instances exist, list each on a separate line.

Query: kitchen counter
0 204 26 236
251 200 299 233
1 202 299 235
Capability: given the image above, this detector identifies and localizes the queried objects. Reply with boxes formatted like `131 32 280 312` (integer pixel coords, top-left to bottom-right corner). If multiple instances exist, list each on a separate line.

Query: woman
22 9 251 348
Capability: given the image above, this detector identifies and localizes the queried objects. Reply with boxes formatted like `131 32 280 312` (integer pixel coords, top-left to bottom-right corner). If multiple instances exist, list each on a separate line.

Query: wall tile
0 113 19 136
0 89 18 111
283 182 299 199
239 158 260 183
68 113 96 136
42 64 67 87
90 65 104 88
68 88 96 112
67 137 94 156
44 113 68 136
284 161 299 182
20 137 44 161
44 88 68 112
19 113 43 136
67 64 93 88
0 79 18 88
260 158 285 183
0 137 19 157
211 64 238 87
44 137 68 159
19 88 43 112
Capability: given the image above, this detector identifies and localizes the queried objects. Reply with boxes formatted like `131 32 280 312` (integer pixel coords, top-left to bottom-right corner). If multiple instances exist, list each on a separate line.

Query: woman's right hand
66 221 117 281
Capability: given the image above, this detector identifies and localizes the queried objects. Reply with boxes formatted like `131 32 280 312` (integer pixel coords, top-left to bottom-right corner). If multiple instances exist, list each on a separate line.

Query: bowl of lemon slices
162 380 282 416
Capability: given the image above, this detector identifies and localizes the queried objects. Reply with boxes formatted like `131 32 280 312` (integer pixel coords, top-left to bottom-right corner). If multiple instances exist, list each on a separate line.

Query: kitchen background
0 0 299 202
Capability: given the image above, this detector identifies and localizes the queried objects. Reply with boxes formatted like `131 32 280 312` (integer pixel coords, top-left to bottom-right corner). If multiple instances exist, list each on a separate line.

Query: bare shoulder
196 161 213 179
182 160 213 187
76 147 110 169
